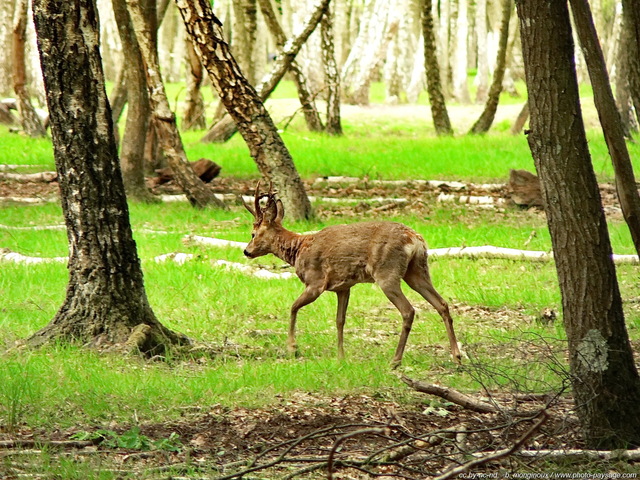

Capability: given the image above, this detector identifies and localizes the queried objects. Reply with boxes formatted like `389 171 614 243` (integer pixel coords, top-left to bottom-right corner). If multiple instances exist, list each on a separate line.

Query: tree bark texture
112 0 157 203
614 20 638 137
182 38 207 130
620 0 640 127
13 0 47 137
468 0 512 135
258 0 323 133
569 0 640 258
200 0 330 144
422 0 453 135
175 0 314 221
321 4 343 136
125 0 225 209
30 0 186 353
517 0 640 449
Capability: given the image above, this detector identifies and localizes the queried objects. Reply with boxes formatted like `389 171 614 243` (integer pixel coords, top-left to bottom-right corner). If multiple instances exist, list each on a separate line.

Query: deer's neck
274 228 309 266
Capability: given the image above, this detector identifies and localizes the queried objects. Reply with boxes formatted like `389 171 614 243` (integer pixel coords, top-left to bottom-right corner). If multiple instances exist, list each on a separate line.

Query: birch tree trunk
322 3 343 135
423 0 453 135
13 0 47 137
182 38 206 130
452 0 471 104
112 0 157 202
200 0 330 144
30 0 187 353
621 0 640 127
0 0 16 96
474 0 489 103
175 0 314 221
258 0 323 132
126 0 225 209
570 0 640 257
517 0 640 450
468 0 512 135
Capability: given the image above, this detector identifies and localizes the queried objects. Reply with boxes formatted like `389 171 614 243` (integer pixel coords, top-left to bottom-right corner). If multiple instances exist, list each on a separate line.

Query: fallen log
151 158 221 186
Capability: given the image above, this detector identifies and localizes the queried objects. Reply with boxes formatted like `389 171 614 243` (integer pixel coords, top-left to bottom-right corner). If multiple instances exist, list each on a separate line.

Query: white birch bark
97 0 122 82
474 0 489 103
452 0 471 103
436 0 451 97
0 0 16 96
605 1 623 82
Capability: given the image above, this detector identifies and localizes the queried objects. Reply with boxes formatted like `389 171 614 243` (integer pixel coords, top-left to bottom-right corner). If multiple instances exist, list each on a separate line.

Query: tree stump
508 169 543 207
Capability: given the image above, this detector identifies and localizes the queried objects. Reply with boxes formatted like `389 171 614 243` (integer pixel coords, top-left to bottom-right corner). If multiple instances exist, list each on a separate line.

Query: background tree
621 0 640 127
468 0 513 134
13 0 46 137
321 3 343 136
570 0 640 258
258 0 324 133
517 0 640 449
198 0 329 144
423 0 453 135
30 0 186 353
175 0 317 221
112 0 156 202
125 0 226 209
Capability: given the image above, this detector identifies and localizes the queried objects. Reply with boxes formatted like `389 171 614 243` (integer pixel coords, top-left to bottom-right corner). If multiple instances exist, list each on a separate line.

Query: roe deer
243 183 462 366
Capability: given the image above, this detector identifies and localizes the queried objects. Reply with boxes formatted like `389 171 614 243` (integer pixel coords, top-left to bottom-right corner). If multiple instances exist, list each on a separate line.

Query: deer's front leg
335 289 351 360
288 286 322 355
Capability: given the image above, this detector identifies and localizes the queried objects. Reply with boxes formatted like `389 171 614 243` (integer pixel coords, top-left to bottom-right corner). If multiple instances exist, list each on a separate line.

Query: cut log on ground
508 169 544 207
152 158 221 186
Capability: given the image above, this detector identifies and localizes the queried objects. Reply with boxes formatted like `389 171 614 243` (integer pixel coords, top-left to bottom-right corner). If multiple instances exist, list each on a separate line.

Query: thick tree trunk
12 0 47 137
125 0 226 209
468 0 512 135
176 0 314 221
321 5 343 136
200 0 329 144
422 0 453 135
258 0 324 132
112 0 157 203
517 0 640 449
570 0 640 258
30 0 187 353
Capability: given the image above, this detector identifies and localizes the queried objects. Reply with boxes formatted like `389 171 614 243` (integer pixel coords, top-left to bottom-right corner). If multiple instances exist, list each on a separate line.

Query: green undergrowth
1 84 639 437
2 197 639 430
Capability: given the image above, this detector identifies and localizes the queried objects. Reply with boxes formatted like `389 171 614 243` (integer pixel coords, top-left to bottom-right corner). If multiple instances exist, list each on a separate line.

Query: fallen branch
516 447 640 461
0 171 57 182
434 410 548 480
400 376 499 414
0 248 66 264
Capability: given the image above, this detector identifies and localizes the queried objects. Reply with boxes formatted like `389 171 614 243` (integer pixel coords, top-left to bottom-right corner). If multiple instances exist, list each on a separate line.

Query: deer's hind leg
335 289 350 360
404 258 462 364
376 276 416 367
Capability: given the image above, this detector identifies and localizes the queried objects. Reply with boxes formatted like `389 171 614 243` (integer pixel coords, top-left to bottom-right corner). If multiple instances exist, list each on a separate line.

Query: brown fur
244 186 461 366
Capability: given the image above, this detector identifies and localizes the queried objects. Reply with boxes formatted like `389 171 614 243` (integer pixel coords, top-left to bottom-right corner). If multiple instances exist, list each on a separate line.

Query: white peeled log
0 248 66 264
214 260 295 280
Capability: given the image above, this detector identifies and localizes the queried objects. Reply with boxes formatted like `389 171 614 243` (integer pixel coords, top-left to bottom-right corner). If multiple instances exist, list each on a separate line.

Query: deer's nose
243 249 252 258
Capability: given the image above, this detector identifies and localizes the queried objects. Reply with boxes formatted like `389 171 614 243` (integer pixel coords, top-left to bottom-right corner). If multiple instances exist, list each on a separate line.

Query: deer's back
294 221 427 291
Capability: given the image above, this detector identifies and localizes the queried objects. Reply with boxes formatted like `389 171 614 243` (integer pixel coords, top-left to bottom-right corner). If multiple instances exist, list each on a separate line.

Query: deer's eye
251 233 256 239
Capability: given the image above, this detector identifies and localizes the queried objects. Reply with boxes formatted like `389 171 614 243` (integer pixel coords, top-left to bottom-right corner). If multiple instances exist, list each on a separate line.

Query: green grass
1 85 639 451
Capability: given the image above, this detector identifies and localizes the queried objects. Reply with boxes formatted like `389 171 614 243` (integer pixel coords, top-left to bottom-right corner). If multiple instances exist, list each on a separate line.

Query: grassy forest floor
1 92 640 479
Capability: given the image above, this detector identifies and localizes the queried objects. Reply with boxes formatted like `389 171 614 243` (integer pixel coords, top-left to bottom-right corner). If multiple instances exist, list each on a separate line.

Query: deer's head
243 181 285 258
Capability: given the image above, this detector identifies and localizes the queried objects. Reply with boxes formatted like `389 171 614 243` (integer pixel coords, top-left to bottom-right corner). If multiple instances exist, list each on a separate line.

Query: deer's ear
275 199 285 223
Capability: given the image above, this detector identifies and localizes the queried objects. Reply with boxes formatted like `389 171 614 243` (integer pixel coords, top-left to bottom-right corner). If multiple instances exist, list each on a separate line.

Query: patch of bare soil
2 392 595 479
